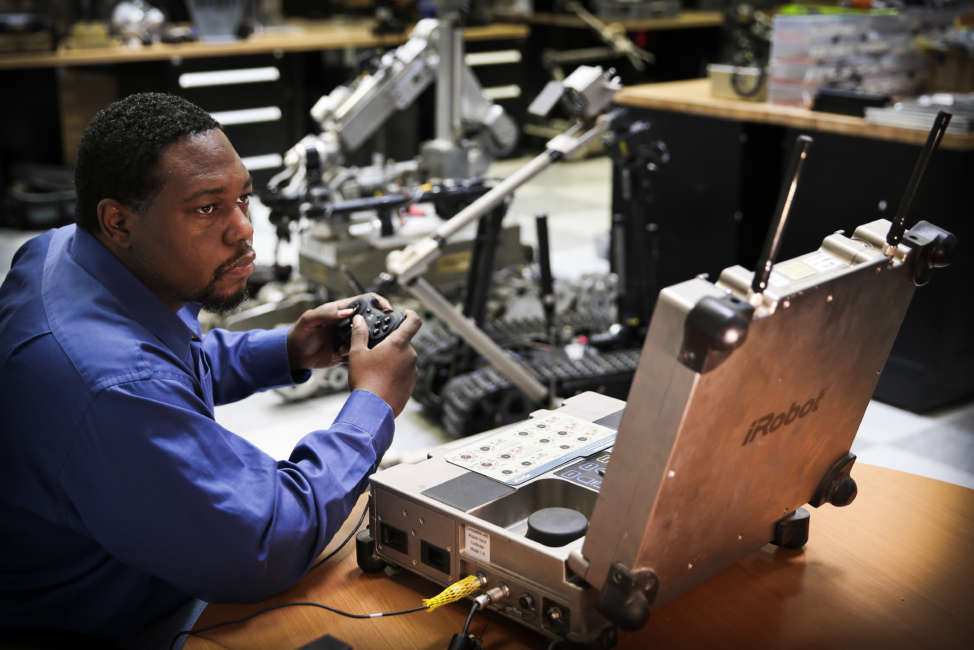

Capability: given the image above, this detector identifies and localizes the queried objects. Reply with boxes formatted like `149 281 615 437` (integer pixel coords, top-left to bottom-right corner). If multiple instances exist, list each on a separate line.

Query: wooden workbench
0 18 531 173
0 20 529 70
185 464 974 649
497 9 724 32
615 78 974 150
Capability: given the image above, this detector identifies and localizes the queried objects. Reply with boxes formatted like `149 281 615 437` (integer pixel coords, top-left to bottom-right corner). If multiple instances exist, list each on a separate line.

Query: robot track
439 348 641 438
410 308 616 413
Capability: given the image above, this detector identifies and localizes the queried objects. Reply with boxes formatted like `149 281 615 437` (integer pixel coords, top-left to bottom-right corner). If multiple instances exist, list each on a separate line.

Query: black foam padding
594 409 624 431
422 472 515 512
525 507 589 547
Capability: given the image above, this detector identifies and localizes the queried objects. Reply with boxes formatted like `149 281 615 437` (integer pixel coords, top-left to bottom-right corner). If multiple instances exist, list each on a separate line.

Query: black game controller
332 297 406 352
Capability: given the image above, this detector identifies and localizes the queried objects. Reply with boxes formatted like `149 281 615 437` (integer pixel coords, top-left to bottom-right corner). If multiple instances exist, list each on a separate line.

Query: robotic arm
380 66 623 404
312 20 440 155
269 16 517 212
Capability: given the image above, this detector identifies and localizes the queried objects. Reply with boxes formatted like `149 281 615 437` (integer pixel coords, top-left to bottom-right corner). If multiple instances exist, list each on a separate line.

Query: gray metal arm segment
384 112 615 405
406 277 550 402
387 115 614 284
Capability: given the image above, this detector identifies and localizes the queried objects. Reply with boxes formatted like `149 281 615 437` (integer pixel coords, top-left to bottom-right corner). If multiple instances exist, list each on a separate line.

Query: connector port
542 598 570 635
379 523 408 554
420 540 451 574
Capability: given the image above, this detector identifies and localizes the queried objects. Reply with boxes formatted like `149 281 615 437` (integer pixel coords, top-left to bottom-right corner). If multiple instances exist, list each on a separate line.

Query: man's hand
348 309 421 417
286 293 392 372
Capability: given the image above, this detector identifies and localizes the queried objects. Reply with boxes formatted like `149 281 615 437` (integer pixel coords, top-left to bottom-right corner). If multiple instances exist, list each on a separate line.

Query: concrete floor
2 154 973 489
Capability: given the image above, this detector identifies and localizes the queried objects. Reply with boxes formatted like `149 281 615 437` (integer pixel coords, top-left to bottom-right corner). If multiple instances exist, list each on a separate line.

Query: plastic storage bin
186 0 249 42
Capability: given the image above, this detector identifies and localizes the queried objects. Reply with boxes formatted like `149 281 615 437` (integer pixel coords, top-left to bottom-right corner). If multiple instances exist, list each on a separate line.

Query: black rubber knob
525 507 588 547
829 475 858 507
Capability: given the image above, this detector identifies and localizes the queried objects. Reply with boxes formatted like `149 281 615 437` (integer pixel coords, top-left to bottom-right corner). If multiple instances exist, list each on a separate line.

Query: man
0 92 421 644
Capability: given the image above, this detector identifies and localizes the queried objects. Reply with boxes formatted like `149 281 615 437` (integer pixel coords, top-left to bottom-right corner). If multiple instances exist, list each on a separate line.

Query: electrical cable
169 563 485 649
311 502 369 570
170 601 427 649
446 601 483 650
461 600 480 637
169 511 486 650
170 504 370 648
422 574 484 610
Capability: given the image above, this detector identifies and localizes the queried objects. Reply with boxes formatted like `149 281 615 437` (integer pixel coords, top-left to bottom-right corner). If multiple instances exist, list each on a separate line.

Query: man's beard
193 245 253 314
197 284 249 314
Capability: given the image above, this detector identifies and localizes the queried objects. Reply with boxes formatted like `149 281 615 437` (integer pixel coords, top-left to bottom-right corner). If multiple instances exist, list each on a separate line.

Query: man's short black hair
74 92 221 233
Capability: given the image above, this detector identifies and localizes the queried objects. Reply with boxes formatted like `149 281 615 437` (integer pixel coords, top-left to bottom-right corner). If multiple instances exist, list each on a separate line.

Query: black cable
311 502 369 570
447 601 483 650
170 503 374 648
170 601 427 649
461 600 481 637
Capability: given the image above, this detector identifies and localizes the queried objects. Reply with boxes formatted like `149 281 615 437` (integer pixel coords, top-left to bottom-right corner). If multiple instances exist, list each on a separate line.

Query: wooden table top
186 463 974 649
0 20 528 70
615 78 974 151
497 10 724 31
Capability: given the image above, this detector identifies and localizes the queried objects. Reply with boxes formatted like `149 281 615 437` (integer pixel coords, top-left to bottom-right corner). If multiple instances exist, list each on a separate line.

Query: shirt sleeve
201 327 311 405
57 384 393 604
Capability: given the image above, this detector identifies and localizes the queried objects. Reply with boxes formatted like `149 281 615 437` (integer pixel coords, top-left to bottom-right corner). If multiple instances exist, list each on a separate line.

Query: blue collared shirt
0 225 394 640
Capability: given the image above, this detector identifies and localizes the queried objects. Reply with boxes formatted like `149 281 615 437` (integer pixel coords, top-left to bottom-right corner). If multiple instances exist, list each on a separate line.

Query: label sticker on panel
803 250 847 272
774 259 817 281
465 526 490 562
768 270 790 287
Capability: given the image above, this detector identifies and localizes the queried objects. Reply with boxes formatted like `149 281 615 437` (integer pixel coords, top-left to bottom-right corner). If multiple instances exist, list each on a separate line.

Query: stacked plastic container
767 9 936 107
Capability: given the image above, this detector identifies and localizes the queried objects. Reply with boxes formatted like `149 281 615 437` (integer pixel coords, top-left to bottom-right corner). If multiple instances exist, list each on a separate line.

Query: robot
263 1 518 228
229 3 527 400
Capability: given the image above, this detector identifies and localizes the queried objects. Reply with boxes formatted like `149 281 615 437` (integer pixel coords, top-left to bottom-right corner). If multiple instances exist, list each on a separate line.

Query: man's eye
238 193 251 205
197 204 216 215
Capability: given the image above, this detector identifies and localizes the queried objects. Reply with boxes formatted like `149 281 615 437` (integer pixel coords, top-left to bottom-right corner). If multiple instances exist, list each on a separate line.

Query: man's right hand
347 310 421 416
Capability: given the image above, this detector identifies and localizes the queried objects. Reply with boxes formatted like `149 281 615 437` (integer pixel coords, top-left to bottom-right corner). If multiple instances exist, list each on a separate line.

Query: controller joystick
332 297 406 352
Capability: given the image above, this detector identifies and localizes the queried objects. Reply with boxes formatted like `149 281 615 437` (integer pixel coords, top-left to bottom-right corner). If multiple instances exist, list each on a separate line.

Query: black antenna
886 110 952 248
535 214 557 407
751 135 814 294
535 214 555 342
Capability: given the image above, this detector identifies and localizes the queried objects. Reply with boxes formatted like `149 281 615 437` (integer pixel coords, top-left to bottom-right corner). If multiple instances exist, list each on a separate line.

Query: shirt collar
67 226 201 357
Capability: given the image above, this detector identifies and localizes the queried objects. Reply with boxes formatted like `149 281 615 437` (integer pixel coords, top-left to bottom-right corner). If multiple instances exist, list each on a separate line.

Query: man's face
125 129 255 313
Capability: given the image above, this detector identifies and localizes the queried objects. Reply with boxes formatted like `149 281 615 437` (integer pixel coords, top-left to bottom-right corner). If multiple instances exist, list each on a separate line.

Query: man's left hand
286 293 393 372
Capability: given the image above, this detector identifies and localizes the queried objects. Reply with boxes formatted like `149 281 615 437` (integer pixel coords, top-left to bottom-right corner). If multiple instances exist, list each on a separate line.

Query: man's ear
97 199 134 248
